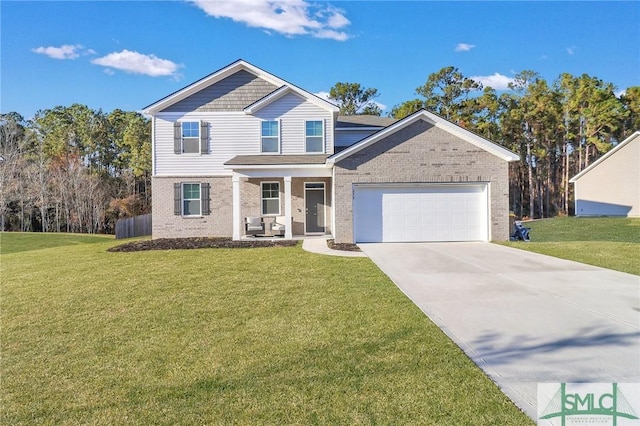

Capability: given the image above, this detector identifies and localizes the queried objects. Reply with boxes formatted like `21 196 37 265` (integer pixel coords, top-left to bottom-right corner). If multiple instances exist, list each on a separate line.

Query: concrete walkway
359 242 640 420
302 237 368 257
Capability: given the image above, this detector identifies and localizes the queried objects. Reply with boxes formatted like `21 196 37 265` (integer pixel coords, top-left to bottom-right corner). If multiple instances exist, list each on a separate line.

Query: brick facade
239 177 332 236
333 119 510 243
152 176 233 239
153 176 332 239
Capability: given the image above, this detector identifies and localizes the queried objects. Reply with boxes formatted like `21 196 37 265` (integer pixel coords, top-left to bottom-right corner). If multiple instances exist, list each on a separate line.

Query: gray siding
333 120 510 243
154 113 258 176
161 70 278 113
154 93 335 176
255 92 335 154
335 129 379 149
574 138 640 217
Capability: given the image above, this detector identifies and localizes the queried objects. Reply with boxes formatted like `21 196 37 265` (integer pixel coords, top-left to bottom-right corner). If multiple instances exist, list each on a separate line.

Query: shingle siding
160 70 278 113
333 119 510 243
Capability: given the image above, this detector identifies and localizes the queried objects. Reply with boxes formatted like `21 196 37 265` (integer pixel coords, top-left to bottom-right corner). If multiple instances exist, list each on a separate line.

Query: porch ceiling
225 154 332 178
224 154 333 177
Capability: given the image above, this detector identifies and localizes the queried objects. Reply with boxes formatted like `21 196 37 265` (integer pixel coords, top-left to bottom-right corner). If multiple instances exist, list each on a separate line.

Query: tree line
330 69 639 218
0 105 150 233
1 68 637 234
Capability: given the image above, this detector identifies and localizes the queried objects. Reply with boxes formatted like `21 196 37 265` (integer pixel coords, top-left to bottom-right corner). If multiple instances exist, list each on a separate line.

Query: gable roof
242 85 336 114
569 131 640 183
328 109 520 164
142 59 338 115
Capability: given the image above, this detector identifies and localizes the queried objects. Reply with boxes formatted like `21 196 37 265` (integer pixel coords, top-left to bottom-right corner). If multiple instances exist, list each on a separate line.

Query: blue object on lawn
510 221 531 242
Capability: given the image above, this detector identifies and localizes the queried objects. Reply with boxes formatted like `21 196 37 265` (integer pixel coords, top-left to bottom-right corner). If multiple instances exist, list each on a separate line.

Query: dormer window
261 120 279 153
305 120 324 153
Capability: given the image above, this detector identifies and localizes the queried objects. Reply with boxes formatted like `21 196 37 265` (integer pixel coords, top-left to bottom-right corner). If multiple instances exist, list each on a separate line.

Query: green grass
499 217 640 275
0 231 114 255
2 233 532 425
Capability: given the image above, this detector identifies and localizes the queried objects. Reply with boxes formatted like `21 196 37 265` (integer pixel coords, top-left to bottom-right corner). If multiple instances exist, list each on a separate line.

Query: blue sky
2 1 639 119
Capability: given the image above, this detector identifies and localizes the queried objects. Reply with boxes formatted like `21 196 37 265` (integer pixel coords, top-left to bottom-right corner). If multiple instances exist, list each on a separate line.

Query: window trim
305 120 325 153
260 120 280 154
260 181 281 216
180 121 201 154
174 120 208 155
182 182 202 216
174 182 210 216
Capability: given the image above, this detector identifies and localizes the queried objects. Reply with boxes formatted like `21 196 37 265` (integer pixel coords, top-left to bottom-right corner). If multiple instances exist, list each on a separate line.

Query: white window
305 120 324 153
182 183 201 216
174 182 211 216
181 121 200 154
261 120 279 153
261 182 280 216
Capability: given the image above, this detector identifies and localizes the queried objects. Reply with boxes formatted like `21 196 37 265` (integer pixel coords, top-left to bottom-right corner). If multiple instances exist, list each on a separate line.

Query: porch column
284 176 293 239
232 173 241 240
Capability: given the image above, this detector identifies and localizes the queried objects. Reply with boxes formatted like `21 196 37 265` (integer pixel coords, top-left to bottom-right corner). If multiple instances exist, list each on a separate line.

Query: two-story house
142 60 519 244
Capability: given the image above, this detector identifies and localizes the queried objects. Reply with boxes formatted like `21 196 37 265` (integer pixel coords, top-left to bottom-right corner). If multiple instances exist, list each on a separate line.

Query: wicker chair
245 217 264 236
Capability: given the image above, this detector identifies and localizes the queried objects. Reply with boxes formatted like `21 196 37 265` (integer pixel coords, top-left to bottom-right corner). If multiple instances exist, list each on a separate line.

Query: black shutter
201 183 211 215
174 122 182 154
174 183 182 215
200 122 208 154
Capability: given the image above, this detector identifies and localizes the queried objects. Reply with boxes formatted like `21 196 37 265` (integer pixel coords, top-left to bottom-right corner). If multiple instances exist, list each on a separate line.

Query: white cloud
615 89 626 98
315 91 337 105
455 43 475 52
189 0 350 41
91 50 182 77
370 100 387 113
314 29 349 42
566 46 576 55
32 44 92 60
470 73 515 90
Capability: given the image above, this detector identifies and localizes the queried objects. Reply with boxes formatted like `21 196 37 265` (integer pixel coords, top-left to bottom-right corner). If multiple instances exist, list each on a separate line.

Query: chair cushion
246 217 262 226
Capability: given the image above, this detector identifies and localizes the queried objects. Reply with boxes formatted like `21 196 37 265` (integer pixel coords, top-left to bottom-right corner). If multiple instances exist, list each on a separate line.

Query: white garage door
353 184 488 243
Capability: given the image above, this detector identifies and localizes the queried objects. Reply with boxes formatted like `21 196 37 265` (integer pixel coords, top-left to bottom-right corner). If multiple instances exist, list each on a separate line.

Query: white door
353 184 488 243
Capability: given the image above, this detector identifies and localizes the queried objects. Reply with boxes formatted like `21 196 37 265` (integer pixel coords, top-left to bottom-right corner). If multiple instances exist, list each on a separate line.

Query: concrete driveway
359 242 640 420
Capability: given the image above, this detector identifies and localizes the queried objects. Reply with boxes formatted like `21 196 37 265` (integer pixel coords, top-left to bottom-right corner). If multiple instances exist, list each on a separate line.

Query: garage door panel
354 184 488 243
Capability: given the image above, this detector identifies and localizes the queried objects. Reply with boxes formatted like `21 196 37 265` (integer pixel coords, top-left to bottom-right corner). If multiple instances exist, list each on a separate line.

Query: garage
329 110 519 243
353 184 489 243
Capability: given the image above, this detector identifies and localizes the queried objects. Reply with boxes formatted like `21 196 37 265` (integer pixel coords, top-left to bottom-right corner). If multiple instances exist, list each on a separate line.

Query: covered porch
225 155 333 240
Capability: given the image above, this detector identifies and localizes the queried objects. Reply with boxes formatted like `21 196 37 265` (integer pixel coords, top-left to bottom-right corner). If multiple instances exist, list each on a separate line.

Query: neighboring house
142 60 519 244
570 131 640 217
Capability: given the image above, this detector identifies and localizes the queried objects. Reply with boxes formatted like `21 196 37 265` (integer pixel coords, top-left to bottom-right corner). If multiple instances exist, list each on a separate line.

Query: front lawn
1 233 531 425
499 217 640 275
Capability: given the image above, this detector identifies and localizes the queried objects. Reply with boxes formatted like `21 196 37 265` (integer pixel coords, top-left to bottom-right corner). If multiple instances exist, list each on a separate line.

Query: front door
305 183 325 234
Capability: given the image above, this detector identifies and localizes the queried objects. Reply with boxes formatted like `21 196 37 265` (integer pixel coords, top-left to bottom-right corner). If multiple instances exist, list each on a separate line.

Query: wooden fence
115 214 152 239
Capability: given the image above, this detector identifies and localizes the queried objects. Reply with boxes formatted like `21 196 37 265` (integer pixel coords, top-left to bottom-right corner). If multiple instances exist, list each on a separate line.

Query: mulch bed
108 237 360 253
108 237 297 252
327 239 361 252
